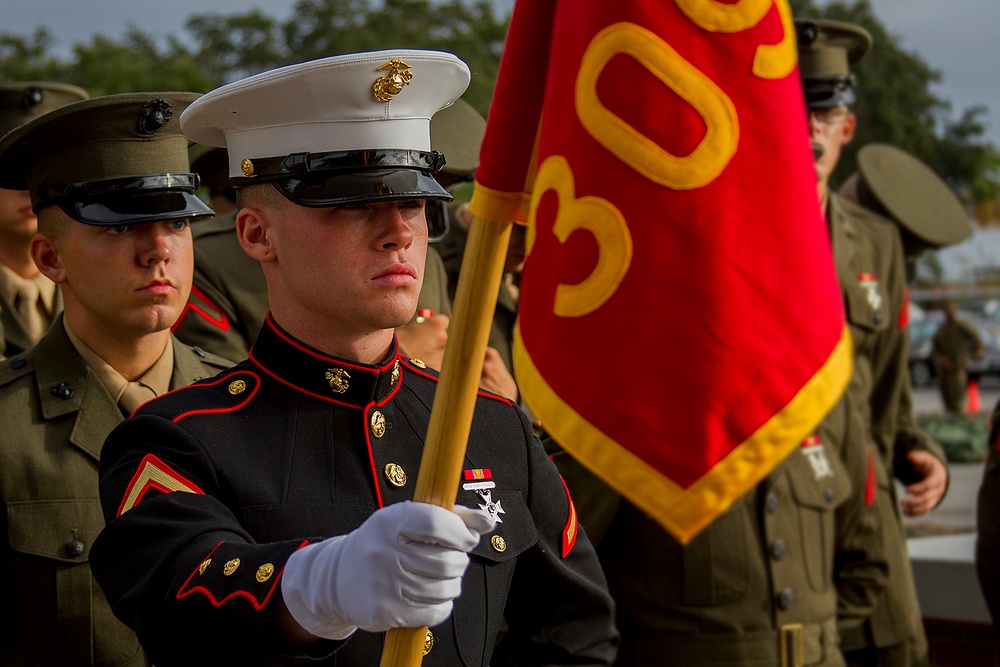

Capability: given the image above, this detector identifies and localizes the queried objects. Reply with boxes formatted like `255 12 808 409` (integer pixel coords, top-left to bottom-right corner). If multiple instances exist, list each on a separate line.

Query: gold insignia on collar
325 368 350 394
240 158 255 177
391 360 400 385
373 59 413 103
409 358 427 369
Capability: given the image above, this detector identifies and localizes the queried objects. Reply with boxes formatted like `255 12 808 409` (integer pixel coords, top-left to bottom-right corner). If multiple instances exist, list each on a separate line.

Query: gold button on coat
371 410 386 438
384 463 407 487
198 558 212 575
256 563 275 583
223 558 241 576
423 629 434 655
491 535 507 552
228 380 246 395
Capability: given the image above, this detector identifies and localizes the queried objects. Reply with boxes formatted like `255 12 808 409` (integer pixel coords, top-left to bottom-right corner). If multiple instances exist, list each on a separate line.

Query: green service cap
0 81 89 137
431 98 486 188
854 143 970 248
795 19 872 108
0 92 214 226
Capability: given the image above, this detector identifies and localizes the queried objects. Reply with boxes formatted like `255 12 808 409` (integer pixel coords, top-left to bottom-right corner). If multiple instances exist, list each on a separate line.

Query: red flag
470 0 851 543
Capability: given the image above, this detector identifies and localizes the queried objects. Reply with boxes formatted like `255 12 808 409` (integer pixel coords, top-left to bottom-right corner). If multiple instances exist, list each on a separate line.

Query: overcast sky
5 0 999 146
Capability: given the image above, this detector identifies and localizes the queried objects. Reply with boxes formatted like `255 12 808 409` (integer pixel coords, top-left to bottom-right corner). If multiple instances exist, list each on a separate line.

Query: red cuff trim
865 449 876 507
117 453 205 517
175 540 308 611
557 474 579 558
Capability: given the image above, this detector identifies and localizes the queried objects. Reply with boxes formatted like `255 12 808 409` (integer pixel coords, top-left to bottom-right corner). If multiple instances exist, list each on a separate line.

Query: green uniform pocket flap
7 498 103 563
786 450 849 510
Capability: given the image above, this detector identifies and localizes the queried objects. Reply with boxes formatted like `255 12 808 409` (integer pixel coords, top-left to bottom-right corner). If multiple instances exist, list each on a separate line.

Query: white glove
281 501 496 639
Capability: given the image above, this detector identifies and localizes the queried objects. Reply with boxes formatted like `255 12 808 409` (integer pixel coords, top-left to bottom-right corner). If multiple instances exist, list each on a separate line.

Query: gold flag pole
379 215 514 667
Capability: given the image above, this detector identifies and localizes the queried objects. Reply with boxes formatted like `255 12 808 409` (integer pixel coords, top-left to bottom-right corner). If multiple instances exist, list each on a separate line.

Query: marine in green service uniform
0 92 231 666
798 19 951 667
0 82 88 357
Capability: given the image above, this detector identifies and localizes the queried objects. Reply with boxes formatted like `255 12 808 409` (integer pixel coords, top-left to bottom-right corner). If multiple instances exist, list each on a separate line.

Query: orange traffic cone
968 379 981 414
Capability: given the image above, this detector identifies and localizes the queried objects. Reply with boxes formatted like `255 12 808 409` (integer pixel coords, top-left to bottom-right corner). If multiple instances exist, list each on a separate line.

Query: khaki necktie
118 382 157 415
15 279 46 342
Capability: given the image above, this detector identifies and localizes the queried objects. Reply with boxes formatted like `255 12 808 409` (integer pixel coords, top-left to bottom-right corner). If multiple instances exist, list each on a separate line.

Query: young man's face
33 207 194 338
0 188 37 243
808 105 856 193
248 195 428 340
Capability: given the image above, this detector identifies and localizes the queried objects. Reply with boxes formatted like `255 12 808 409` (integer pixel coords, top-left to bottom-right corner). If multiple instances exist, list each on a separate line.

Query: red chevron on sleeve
117 453 205 517
558 474 579 558
171 284 230 332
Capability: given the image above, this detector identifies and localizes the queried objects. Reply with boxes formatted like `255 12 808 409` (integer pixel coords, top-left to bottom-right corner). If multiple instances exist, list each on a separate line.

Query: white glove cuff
281 539 358 641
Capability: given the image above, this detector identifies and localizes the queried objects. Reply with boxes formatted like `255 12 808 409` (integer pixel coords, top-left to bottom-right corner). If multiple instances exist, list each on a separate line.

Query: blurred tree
279 0 506 115
186 10 285 83
0 28 71 82
68 29 213 96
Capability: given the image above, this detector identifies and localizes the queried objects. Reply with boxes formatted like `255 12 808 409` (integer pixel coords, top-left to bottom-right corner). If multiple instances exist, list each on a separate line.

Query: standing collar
249 313 403 409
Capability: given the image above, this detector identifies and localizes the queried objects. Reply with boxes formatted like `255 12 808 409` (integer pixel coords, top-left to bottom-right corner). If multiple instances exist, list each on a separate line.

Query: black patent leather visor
234 149 453 207
802 78 856 109
273 169 453 208
37 173 215 226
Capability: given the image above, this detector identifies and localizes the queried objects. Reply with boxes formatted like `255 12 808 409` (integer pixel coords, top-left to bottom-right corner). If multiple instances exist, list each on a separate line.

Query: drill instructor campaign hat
0 93 215 226
179 50 471 208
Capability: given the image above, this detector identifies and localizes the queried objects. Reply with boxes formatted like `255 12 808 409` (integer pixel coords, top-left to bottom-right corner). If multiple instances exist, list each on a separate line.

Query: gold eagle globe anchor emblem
325 368 350 394
372 59 413 102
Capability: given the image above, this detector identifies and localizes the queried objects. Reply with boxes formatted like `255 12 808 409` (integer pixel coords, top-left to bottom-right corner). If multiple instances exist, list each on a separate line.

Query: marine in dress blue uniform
90 51 617 666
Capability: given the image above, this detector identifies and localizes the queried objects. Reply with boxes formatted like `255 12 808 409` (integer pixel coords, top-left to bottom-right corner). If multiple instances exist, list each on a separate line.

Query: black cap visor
273 169 453 208
37 172 215 225
802 78 856 109
59 191 215 226
234 149 453 207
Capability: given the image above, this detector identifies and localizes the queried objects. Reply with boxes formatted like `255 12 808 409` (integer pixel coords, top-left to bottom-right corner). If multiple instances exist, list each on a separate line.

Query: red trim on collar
171 285 230 333
249 354 371 409
171 371 261 423
263 313 397 374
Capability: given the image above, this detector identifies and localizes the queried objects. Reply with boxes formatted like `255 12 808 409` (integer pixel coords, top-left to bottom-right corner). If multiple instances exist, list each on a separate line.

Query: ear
840 112 857 146
30 232 67 284
237 207 276 263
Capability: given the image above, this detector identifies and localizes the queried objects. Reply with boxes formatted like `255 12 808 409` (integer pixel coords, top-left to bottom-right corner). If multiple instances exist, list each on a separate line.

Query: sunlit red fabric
470 0 850 542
